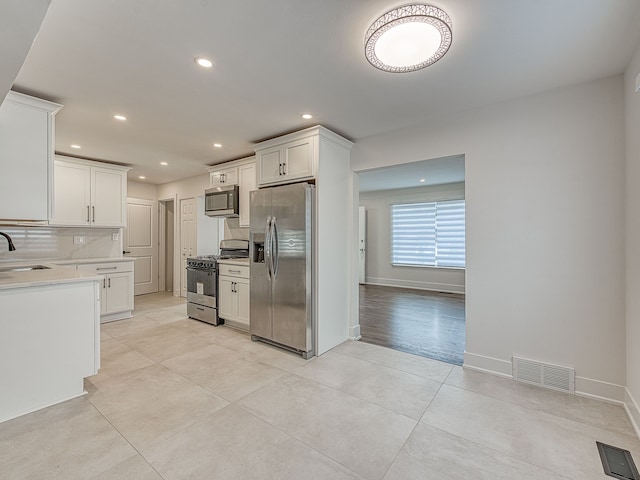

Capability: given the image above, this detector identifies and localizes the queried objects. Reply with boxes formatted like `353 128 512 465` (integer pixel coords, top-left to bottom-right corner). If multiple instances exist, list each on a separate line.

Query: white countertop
0 263 101 290
217 258 249 266
53 257 134 266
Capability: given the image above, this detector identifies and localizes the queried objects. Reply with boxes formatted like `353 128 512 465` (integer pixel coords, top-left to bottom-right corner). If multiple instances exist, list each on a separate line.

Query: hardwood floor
359 284 465 365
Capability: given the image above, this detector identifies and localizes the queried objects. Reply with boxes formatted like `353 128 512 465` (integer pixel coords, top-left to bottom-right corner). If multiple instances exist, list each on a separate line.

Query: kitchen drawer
77 261 133 274
218 264 249 278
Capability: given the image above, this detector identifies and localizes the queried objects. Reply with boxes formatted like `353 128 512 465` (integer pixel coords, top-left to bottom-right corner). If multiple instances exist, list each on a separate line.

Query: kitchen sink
0 265 51 273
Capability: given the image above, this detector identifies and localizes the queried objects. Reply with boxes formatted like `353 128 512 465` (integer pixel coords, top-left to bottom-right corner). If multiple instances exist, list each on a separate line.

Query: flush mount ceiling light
364 4 452 73
113 114 127 121
301 113 313 120
213 143 222 148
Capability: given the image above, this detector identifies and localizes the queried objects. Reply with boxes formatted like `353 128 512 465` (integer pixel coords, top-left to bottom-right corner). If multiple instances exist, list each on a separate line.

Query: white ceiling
358 155 464 192
6 0 640 184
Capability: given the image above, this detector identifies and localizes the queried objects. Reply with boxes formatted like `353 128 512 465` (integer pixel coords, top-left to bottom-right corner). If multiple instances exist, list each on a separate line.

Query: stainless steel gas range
186 240 249 325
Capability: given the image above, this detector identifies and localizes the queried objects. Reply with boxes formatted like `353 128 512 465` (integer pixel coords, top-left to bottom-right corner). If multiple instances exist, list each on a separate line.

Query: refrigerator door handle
265 216 272 280
271 216 279 279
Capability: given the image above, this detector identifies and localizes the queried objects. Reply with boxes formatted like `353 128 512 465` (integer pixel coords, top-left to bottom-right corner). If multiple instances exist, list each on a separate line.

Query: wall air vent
512 356 575 394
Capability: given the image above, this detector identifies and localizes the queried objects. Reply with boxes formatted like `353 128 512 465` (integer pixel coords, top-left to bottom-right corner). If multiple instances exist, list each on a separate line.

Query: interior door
124 198 158 295
359 206 366 284
180 198 196 298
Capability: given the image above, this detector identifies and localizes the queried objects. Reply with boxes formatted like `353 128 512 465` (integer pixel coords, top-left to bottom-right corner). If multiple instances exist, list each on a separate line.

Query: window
391 199 465 268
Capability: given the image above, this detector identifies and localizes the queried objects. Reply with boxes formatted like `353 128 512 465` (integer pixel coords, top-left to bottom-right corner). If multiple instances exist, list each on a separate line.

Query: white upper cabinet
238 161 256 227
255 134 315 186
208 156 256 226
210 165 238 187
91 166 127 227
51 156 129 227
0 92 62 222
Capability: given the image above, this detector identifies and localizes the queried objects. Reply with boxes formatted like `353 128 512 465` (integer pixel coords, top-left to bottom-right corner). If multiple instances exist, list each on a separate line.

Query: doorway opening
356 154 466 366
159 198 176 295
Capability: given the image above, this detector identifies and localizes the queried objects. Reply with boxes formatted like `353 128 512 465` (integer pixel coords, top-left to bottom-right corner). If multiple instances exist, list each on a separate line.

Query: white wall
625 44 640 432
351 75 626 401
127 180 157 200
359 182 465 293
196 196 222 255
157 172 209 201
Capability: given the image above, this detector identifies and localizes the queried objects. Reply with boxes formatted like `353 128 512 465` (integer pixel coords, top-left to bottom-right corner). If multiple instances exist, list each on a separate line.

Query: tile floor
1 292 638 479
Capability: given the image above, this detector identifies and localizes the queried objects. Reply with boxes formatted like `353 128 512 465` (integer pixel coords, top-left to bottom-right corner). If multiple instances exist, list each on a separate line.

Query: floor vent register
597 442 640 480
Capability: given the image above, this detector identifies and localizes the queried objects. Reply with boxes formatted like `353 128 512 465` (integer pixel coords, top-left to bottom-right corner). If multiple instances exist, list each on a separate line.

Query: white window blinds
391 199 465 268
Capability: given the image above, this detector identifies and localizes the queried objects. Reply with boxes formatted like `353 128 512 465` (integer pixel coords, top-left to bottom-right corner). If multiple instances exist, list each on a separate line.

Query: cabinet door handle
103 279 106 289
221 173 225 183
92 206 95 223
108 278 111 288
97 266 118 271
278 163 282 176
87 206 90 223
282 162 286 175
229 269 241 274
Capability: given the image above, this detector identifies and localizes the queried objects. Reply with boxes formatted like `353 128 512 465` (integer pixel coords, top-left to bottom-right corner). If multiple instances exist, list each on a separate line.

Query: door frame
158 194 179 296
179 197 197 298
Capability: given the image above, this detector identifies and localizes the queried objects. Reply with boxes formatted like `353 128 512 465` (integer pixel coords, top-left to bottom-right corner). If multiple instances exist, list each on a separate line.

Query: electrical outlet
73 235 85 245
112 232 119 241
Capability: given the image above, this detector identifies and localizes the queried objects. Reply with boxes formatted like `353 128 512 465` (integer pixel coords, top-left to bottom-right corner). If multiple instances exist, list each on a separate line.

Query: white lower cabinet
77 261 134 322
218 262 250 330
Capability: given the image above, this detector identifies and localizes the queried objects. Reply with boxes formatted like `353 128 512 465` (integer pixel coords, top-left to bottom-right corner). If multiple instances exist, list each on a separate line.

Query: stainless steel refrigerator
249 182 314 358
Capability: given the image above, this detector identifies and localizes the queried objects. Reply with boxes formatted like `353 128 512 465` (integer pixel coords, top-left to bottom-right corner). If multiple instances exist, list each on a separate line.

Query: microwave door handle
271 217 279 279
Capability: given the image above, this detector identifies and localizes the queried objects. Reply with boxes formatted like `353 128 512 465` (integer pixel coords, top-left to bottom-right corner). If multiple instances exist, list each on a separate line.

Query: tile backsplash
224 218 249 241
0 226 122 264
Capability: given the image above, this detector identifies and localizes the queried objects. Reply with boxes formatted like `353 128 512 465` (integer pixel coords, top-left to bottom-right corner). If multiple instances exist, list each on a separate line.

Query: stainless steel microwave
204 185 239 217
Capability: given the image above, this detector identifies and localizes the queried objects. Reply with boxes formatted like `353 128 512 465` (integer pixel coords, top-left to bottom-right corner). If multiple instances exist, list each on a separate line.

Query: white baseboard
625 388 640 439
464 352 629 407
349 324 361 340
0 390 86 424
574 376 625 404
463 352 512 377
365 277 465 294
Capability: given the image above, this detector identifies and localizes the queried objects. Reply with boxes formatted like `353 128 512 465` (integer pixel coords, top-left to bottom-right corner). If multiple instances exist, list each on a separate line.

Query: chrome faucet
0 231 16 251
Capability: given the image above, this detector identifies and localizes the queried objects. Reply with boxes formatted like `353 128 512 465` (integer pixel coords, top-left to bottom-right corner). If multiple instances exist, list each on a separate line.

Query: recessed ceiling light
160 161 168 166
213 143 222 148
301 113 313 120
365 4 452 73
138 176 146 180
420 178 426 183
195 57 213 68
70 144 81 149
113 114 127 121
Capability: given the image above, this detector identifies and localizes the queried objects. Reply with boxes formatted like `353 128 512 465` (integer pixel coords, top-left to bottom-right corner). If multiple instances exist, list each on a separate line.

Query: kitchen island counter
0 264 101 423
0 263 101 290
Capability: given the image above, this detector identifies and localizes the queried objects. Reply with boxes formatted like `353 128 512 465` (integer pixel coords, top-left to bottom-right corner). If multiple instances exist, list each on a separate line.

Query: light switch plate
112 232 119 241
73 235 85 245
